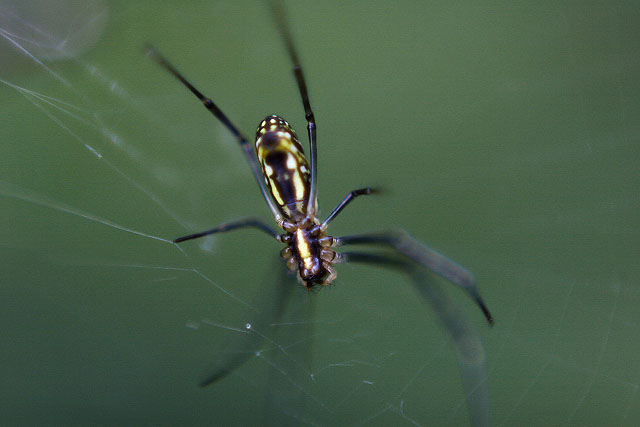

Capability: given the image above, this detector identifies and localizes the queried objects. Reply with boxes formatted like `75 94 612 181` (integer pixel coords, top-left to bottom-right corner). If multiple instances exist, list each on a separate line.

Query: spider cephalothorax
278 216 337 288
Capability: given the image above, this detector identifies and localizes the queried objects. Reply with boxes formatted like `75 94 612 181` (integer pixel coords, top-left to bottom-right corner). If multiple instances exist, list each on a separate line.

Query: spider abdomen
255 115 310 220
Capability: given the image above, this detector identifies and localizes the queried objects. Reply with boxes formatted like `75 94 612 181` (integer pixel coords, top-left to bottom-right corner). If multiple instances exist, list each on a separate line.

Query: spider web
2 1 639 426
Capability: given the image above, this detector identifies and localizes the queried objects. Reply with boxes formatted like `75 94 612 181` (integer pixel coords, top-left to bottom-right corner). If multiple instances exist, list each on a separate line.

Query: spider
147 2 493 424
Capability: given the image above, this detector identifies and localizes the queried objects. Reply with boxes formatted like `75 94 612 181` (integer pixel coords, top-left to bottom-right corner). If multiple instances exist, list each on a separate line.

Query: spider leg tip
484 311 494 326
366 186 384 195
142 43 155 56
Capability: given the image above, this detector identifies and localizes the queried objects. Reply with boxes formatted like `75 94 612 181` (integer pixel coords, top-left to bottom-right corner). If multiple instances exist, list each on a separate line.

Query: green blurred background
1 0 638 425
